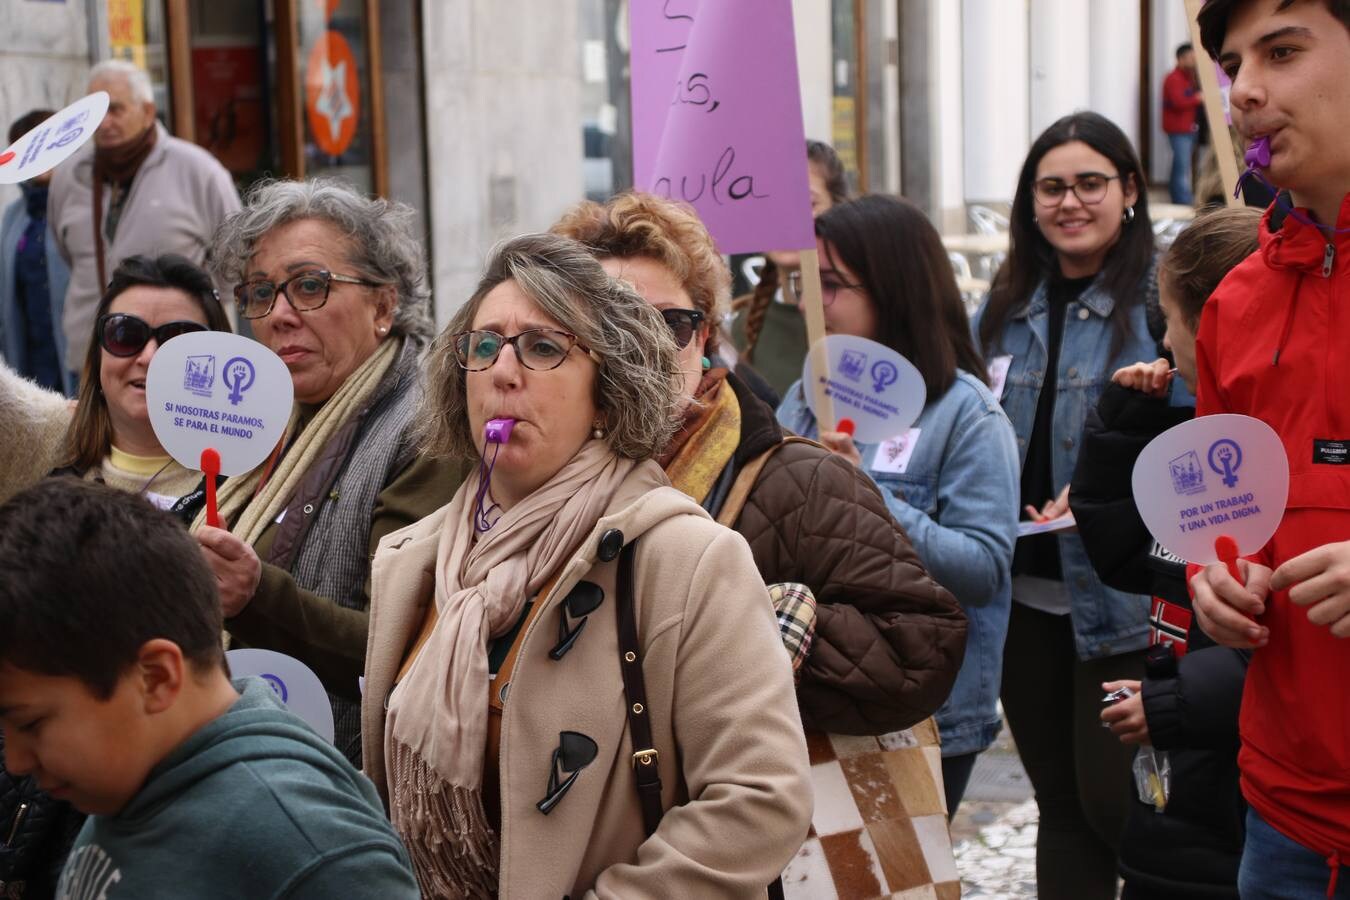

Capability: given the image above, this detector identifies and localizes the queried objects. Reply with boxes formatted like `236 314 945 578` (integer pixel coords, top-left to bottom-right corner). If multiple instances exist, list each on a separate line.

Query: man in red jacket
1189 0 1350 897
1163 43 1204 204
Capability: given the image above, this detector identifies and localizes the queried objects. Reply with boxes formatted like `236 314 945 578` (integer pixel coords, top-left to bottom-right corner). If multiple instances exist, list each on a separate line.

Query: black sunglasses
660 308 705 349
97 313 208 357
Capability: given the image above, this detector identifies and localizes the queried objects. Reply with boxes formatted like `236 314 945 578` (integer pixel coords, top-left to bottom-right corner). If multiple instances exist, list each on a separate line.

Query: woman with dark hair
973 111 1160 899
53 253 232 517
776 194 1019 816
729 140 848 400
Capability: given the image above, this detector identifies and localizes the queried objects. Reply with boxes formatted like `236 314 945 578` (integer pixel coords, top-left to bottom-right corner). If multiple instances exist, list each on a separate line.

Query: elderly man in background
48 59 240 385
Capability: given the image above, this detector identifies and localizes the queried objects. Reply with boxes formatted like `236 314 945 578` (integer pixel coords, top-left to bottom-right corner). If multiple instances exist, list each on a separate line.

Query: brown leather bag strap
617 538 664 837
715 435 826 528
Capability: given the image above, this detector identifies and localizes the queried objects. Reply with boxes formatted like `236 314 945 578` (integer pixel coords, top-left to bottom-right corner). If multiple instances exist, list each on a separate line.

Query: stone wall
420 0 584 325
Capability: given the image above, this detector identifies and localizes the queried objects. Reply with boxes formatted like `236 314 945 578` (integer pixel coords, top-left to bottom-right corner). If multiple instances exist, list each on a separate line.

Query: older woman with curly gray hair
191 178 467 766
360 232 811 899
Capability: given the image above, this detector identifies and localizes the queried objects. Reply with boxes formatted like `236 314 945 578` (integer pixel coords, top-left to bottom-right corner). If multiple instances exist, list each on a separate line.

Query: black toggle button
549 581 605 660
536 731 598 815
597 528 624 562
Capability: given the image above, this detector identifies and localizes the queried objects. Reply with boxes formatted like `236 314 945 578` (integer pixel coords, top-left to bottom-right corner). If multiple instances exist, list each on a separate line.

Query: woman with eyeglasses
360 233 812 897
190 178 468 767
52 253 231 518
973 111 1160 900
775 194 1021 820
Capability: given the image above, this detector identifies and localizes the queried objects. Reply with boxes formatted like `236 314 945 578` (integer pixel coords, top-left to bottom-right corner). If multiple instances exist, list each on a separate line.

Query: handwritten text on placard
631 0 815 254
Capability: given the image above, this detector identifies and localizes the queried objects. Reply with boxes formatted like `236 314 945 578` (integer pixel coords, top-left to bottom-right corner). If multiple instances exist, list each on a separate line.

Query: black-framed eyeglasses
452 328 600 372
96 313 207 357
784 270 865 308
1032 173 1120 207
659 308 705 349
233 269 382 320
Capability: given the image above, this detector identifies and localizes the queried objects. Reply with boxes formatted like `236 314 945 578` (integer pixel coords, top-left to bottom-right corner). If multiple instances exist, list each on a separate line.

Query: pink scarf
384 439 658 897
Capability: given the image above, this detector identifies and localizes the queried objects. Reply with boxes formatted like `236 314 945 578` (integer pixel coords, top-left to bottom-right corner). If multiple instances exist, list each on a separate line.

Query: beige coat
0 361 70 502
363 477 812 899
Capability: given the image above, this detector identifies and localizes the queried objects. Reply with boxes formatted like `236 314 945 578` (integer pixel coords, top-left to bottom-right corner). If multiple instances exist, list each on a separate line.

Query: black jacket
1 735 84 899
1070 382 1248 897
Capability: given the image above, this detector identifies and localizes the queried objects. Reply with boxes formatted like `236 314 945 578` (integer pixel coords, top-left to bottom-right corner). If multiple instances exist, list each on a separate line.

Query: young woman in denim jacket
777 194 1019 816
973 111 1159 900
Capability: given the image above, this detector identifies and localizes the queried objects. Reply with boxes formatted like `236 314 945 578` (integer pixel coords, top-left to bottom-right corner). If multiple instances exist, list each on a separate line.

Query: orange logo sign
304 30 359 157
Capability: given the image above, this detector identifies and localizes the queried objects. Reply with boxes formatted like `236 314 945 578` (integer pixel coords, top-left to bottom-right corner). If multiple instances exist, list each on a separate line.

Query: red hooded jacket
1195 193 1350 875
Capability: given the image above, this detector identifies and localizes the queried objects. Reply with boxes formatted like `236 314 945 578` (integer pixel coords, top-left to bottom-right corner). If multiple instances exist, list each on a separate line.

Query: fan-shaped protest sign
1132 414 1288 565
0 92 110 184
146 332 293 477
226 649 335 743
802 335 927 444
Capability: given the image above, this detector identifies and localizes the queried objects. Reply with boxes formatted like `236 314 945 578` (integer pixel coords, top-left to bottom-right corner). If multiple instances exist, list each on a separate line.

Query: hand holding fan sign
1132 414 1289 646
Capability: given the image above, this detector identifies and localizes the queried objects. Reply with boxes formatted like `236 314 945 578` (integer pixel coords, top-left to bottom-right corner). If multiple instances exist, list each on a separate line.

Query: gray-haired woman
192 178 468 765
361 233 811 899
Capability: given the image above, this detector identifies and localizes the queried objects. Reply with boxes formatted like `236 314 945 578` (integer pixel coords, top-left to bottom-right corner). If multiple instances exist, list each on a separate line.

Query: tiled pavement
950 726 1039 898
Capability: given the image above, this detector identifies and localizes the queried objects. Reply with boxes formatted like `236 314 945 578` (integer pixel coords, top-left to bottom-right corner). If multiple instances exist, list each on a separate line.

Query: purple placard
1214 61 1232 125
630 0 815 255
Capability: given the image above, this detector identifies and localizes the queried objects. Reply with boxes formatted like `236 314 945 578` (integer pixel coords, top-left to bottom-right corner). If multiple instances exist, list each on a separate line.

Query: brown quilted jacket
719 374 967 735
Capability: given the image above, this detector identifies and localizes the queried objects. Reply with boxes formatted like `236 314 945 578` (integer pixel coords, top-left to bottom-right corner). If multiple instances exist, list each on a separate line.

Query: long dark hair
816 194 988 396
62 254 232 471
977 112 1154 356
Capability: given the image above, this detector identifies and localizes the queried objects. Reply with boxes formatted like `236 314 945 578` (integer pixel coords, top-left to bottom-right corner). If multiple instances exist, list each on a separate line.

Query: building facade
0 0 1191 326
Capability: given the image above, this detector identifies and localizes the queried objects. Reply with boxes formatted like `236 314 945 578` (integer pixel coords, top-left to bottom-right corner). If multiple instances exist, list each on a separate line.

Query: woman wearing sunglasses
193 178 467 767
360 233 812 898
973 111 1160 900
53 254 231 517
554 193 968 895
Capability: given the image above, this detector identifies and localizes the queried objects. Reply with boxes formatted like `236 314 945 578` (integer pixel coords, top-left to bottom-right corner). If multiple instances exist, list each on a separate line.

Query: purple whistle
485 418 515 444
1245 135 1272 169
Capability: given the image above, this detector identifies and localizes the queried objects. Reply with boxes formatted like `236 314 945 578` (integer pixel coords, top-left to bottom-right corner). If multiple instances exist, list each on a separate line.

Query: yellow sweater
94 447 201 509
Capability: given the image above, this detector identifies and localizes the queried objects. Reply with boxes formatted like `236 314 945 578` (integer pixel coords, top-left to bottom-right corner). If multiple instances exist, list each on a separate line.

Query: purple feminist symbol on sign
222 356 256 406
1208 439 1243 489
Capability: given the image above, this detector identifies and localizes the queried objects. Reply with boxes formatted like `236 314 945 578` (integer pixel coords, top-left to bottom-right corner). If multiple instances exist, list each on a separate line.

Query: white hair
88 59 154 105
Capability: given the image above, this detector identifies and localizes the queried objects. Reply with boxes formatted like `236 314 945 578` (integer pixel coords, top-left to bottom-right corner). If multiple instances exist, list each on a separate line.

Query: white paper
872 428 922 475
988 355 1013 399
1017 512 1076 538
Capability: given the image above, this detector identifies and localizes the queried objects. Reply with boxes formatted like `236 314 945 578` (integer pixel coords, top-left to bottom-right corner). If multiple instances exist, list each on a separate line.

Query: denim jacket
974 271 1158 660
778 370 1019 755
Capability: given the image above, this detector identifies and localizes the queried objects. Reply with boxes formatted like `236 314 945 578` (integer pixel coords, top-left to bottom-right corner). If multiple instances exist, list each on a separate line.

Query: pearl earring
592 423 604 439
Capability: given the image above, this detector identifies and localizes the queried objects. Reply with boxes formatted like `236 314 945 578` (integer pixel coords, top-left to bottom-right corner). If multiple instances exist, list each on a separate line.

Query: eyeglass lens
456 330 576 371
236 271 331 319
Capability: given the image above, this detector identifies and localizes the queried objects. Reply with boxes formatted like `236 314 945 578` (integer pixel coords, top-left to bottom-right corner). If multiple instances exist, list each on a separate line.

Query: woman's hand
196 526 262 618
1099 680 1149 744
1111 358 1173 398
1025 485 1070 523
819 430 863 468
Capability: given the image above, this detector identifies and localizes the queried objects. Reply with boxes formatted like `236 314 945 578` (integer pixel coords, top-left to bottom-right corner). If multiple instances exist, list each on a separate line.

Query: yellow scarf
663 379 742 504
